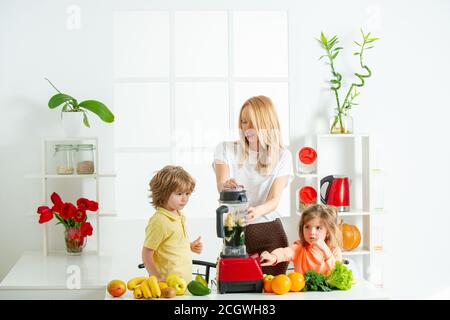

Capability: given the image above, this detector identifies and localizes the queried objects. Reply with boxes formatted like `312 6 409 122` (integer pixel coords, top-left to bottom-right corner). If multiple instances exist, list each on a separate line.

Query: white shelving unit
294 134 385 285
26 137 116 256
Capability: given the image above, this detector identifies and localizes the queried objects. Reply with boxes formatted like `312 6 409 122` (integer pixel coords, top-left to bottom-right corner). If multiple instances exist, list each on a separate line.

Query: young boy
142 165 203 283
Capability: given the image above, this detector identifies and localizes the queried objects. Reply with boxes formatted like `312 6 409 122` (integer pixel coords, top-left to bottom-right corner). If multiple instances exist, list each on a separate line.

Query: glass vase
330 113 353 134
64 228 86 255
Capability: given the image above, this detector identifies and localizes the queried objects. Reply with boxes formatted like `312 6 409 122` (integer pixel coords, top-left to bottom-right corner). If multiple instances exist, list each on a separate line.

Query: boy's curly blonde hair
149 165 195 209
298 204 342 248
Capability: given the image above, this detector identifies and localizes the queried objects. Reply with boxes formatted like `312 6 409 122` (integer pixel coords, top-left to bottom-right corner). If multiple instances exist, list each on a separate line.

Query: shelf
42 136 99 142
25 173 116 179
342 249 371 256
338 210 371 217
295 173 318 178
26 211 117 217
295 210 370 217
318 133 369 138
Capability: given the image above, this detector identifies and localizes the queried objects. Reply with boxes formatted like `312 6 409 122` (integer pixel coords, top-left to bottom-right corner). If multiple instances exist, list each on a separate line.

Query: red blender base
217 254 264 294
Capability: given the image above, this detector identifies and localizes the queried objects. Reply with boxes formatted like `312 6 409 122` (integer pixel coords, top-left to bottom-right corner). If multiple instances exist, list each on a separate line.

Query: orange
288 272 305 292
271 274 291 295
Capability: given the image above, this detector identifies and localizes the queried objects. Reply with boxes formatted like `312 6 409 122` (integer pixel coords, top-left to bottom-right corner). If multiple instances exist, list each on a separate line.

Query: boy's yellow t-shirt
144 207 192 283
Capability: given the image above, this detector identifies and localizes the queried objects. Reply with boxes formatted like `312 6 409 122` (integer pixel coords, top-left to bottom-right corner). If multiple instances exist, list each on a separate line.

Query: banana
148 276 161 298
158 281 168 290
141 278 152 299
127 276 148 290
133 286 143 299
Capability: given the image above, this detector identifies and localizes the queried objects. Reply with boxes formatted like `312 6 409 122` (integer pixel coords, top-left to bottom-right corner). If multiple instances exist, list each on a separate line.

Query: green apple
172 277 187 295
166 273 187 295
264 274 274 281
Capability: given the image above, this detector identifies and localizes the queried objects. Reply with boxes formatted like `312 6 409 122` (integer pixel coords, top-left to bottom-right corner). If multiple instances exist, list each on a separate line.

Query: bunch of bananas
127 276 175 299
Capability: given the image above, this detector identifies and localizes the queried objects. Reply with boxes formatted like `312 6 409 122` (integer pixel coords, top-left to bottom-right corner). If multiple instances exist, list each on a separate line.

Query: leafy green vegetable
303 270 331 292
325 261 353 290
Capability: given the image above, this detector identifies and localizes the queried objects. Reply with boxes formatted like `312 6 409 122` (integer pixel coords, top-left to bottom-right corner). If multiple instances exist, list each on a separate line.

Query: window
113 11 289 218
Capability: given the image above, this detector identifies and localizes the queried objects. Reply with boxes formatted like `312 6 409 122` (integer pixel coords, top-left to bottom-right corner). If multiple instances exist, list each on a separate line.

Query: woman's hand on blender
223 178 242 190
246 206 262 224
260 251 276 266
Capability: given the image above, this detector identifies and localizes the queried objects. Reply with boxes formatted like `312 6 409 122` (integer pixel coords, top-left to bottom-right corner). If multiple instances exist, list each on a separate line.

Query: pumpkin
339 220 361 251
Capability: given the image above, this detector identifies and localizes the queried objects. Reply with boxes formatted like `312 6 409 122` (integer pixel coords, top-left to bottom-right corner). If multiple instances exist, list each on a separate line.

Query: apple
107 279 126 297
263 274 274 293
172 277 187 295
166 274 187 295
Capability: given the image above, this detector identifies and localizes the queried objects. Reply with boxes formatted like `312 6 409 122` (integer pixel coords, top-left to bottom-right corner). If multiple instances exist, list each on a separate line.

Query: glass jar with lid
75 144 95 174
54 144 75 175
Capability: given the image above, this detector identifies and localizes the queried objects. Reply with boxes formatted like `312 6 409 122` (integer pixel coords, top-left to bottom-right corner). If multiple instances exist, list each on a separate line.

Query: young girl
260 204 342 275
142 165 203 283
213 95 293 275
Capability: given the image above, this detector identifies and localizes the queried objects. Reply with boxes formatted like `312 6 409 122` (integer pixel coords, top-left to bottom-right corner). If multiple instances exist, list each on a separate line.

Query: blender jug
216 187 248 257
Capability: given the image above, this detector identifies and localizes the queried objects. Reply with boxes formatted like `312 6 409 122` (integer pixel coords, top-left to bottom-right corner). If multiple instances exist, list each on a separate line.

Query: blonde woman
213 95 293 275
260 204 343 275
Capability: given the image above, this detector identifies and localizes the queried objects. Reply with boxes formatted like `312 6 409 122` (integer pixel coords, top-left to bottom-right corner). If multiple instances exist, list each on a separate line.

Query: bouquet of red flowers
37 192 98 253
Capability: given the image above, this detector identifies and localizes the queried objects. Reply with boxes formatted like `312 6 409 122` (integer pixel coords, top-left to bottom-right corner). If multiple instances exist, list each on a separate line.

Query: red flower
80 222 93 237
38 208 53 224
88 200 98 212
77 198 99 212
37 206 50 214
77 198 90 210
51 192 63 213
60 203 77 220
51 192 63 206
74 209 87 223
36 193 97 239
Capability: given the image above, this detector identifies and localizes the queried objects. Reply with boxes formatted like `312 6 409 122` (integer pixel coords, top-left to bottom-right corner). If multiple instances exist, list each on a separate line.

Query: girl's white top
212 141 293 225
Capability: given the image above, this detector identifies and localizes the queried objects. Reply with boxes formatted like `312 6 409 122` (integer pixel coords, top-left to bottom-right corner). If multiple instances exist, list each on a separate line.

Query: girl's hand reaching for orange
260 251 277 266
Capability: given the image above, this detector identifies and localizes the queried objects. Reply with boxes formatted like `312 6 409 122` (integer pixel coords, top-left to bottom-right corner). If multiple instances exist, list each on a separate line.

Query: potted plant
45 78 115 136
317 29 379 134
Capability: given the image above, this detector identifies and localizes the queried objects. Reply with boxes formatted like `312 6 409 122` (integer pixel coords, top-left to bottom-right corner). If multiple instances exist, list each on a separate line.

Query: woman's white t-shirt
212 141 293 225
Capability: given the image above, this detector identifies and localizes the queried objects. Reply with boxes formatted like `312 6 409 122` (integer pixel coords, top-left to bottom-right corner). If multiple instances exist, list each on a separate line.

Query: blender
215 187 263 294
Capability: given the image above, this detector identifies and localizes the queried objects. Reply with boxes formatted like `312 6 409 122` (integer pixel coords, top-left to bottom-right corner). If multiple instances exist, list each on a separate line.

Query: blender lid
219 188 248 203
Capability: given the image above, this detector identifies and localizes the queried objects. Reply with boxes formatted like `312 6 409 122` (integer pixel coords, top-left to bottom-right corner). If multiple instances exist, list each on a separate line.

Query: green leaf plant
317 29 379 133
45 78 115 128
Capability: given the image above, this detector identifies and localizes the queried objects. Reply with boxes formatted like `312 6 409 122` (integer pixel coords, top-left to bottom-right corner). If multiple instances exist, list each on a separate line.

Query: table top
0 251 112 290
0 251 389 300
105 278 389 300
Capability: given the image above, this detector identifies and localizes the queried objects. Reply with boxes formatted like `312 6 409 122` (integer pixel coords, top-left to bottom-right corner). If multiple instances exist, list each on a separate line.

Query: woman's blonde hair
149 165 195 209
238 95 284 175
298 204 342 249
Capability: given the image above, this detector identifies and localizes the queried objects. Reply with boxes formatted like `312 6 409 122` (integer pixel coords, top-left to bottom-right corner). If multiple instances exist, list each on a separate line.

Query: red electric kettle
320 175 350 212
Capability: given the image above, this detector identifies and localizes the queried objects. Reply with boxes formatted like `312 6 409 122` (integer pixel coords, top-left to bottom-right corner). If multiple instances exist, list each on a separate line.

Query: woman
212 95 293 275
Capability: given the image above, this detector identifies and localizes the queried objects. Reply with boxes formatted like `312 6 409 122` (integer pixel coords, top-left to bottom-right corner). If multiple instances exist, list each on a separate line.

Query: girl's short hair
298 204 342 249
149 165 195 209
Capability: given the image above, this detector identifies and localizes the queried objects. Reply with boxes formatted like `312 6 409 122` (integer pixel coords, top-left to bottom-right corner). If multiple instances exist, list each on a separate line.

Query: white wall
1 0 450 299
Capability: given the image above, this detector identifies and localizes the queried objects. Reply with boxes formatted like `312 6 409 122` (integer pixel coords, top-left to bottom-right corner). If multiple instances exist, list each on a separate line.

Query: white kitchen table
105 278 389 300
0 251 388 300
